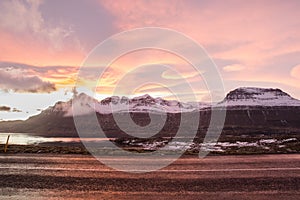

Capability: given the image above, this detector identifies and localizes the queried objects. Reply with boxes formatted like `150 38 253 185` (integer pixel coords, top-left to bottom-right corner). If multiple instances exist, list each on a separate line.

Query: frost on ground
113 137 300 154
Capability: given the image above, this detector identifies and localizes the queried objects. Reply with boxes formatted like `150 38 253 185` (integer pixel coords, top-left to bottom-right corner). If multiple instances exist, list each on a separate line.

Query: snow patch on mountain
45 87 300 116
218 87 300 107
95 94 198 114
46 93 200 116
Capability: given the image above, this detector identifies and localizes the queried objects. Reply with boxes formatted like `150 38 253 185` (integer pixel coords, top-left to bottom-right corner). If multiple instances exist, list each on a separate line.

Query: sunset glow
0 0 300 120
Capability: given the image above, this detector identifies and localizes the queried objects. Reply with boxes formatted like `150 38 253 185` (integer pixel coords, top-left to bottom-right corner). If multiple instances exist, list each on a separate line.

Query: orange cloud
90 48 207 98
0 62 81 92
1 0 300 100
98 0 300 99
0 30 85 66
0 0 85 66
223 64 245 72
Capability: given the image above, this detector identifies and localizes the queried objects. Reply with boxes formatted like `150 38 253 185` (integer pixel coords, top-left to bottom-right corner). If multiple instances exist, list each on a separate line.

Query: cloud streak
223 64 245 72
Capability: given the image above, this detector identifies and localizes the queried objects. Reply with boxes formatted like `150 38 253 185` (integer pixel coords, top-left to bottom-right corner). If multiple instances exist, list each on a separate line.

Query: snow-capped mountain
46 93 199 117
95 94 197 114
44 87 300 117
1 87 300 137
45 93 98 116
217 87 300 107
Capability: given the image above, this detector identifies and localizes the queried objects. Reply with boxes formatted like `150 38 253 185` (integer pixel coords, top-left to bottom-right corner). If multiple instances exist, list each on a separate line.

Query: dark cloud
0 62 111 94
0 69 56 93
0 62 60 93
0 106 23 113
0 106 11 112
12 108 22 113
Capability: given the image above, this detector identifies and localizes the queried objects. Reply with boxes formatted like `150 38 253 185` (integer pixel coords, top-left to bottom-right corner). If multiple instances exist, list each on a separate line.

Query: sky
0 0 300 120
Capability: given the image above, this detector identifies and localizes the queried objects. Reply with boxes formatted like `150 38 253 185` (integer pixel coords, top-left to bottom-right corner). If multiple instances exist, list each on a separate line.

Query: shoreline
1 143 299 155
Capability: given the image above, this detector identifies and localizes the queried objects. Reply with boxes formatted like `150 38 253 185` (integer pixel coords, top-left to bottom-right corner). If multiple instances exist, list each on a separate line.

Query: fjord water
0 133 110 145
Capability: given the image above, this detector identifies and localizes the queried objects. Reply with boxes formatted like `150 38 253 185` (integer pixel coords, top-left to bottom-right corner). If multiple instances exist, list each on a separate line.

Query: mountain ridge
218 87 300 107
1 87 300 137
44 87 300 117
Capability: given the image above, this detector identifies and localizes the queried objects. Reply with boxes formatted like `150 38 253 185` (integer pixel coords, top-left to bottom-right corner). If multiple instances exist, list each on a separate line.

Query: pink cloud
98 0 300 99
0 0 85 66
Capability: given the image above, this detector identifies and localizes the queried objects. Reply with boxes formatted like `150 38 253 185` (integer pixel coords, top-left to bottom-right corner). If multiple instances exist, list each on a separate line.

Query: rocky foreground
1 135 299 155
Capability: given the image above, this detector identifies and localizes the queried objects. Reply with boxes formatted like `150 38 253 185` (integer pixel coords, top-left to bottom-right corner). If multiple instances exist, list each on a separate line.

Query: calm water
0 133 110 145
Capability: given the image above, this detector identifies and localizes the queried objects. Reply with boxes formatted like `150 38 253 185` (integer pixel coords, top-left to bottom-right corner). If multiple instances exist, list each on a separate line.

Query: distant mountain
0 87 300 138
45 87 300 118
45 93 199 117
44 93 98 116
218 87 300 107
96 94 197 113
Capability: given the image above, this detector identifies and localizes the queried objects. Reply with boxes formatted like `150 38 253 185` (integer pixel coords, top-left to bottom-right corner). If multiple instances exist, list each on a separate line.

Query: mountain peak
132 94 154 100
45 93 98 116
43 87 300 117
225 87 290 100
100 94 156 105
220 87 300 107
73 92 98 102
75 92 92 98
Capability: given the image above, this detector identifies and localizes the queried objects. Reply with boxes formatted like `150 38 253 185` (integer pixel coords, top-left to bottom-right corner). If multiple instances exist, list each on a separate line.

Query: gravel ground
0 154 299 199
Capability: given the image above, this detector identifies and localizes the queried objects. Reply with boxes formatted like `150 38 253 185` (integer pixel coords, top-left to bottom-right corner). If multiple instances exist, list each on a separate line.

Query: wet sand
0 154 299 199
